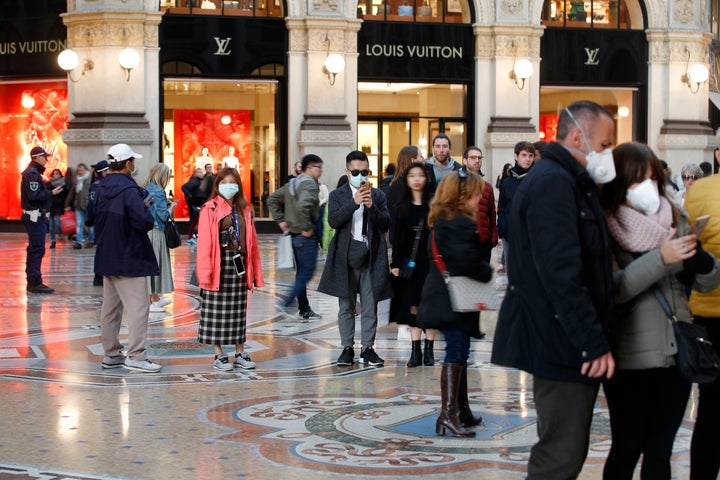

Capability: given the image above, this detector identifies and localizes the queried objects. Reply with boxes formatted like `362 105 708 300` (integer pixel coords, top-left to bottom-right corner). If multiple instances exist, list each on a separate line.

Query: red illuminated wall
539 113 559 143
0 82 68 219
173 110 251 217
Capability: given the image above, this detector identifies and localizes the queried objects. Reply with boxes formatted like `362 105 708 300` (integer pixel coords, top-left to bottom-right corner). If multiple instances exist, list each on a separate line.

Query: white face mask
626 178 660 216
565 108 616 184
348 173 368 188
218 183 239 199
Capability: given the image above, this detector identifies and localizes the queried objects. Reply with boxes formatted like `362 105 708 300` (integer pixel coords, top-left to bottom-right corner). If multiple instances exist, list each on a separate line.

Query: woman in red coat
196 168 264 371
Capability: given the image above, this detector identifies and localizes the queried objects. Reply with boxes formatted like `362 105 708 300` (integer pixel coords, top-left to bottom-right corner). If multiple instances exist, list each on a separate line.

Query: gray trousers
338 264 377 350
101 275 151 360
527 375 600 480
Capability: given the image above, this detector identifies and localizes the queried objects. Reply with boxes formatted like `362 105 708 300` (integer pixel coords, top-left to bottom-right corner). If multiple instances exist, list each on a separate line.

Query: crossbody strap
408 218 424 264
431 231 448 274
650 284 678 325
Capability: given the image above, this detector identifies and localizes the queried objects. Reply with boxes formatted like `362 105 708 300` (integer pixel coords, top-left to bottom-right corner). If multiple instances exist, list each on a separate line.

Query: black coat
497 165 529 240
491 142 613 383
416 215 493 337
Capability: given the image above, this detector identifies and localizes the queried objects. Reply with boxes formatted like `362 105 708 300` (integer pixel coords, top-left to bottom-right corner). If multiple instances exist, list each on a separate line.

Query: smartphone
690 215 711 237
232 253 246 277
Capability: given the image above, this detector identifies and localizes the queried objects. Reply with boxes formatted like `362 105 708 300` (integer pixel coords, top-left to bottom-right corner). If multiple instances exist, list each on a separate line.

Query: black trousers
24 220 48 285
602 367 691 480
691 316 720 480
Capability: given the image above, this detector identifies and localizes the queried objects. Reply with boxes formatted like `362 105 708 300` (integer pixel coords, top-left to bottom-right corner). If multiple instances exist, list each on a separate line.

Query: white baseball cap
107 143 142 162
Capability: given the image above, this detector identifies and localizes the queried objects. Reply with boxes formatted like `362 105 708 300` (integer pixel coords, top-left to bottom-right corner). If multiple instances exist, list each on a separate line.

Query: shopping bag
60 211 77 235
277 234 295 270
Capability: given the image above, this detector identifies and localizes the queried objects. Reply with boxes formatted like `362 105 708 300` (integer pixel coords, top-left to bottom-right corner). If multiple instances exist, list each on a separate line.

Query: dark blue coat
491 142 614 384
20 161 52 218
93 173 159 277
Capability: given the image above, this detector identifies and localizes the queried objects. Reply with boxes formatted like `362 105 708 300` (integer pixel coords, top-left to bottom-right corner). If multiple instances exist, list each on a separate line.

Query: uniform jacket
267 174 320 234
610 214 720 370
491 142 614 384
416 216 493 336
20 161 51 219
318 183 392 301
196 197 264 292
476 181 498 247
93 173 159 277
685 174 720 317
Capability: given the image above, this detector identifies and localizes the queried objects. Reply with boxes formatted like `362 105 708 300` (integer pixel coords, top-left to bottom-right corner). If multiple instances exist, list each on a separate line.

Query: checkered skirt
198 250 248 345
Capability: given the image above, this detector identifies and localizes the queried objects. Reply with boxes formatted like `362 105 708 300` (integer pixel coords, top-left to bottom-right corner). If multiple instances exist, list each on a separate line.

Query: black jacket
20 161 52 218
497 165 530 240
491 142 614 383
416 215 493 337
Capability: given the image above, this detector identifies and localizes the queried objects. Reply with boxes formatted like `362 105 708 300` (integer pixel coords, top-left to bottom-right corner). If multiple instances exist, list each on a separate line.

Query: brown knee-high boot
436 362 475 437
458 364 482 426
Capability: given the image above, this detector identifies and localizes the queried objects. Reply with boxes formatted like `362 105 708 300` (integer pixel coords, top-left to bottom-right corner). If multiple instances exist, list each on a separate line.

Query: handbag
651 285 720 384
60 211 77 235
165 216 182 249
431 232 501 312
347 208 370 269
399 218 424 279
277 233 295 270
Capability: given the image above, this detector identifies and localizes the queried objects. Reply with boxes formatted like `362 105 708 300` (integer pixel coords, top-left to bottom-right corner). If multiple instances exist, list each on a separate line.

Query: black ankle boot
49 241 56 249
423 339 435 366
407 340 422 367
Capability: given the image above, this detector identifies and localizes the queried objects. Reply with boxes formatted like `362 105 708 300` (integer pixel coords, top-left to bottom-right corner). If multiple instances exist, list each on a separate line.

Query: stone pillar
648 29 714 170
475 24 544 187
287 15 360 188
60 0 162 180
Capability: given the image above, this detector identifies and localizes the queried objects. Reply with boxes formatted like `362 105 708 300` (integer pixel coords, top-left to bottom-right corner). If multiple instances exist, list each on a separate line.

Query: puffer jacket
684 174 720 317
611 212 720 370
475 181 498 248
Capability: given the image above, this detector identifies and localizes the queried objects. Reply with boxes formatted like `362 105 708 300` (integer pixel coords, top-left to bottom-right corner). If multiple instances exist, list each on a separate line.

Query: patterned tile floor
0 233 696 479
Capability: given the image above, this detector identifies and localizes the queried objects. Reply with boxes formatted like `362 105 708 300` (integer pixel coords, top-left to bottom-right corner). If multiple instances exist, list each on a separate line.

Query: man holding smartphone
319 150 392 367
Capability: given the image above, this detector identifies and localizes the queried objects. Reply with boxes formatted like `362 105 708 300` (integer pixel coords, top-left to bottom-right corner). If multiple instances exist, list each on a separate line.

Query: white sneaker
123 358 162 373
213 354 234 371
234 352 256 369
155 298 172 308
150 303 166 313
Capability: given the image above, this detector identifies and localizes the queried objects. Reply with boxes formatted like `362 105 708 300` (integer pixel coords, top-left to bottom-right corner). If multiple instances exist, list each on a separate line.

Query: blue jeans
284 234 317 313
74 208 86 243
48 214 61 242
442 326 471 364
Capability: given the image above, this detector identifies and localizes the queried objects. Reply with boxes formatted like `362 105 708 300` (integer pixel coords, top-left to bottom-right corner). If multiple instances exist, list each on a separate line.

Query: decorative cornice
298 130 355 146
62 128 155 145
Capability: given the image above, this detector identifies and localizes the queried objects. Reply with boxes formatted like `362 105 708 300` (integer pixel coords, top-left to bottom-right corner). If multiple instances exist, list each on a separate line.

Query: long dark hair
391 146 421 184
211 167 249 211
600 142 668 216
396 162 432 216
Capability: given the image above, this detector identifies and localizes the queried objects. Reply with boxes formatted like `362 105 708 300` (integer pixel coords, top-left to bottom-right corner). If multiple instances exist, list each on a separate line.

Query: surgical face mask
626 178 660 216
565 108 616 184
219 183 239 199
348 173 368 189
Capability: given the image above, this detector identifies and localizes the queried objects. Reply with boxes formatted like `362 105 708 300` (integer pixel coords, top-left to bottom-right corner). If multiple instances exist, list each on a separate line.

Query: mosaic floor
0 232 696 479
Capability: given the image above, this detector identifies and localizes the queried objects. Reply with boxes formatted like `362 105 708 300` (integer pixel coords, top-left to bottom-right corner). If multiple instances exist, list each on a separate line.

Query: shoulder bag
651 285 720 384
165 216 182 249
431 232 500 312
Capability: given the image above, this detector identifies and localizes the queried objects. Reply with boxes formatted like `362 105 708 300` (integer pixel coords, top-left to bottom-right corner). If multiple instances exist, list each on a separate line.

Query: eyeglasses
466 155 483 161
683 175 699 181
309 164 323 170
348 169 371 176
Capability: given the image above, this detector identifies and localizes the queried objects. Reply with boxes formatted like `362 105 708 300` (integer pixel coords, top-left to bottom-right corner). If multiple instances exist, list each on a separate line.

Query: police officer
21 147 62 294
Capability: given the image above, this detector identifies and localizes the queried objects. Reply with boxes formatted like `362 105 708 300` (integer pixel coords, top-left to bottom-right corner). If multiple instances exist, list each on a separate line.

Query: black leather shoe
28 284 54 294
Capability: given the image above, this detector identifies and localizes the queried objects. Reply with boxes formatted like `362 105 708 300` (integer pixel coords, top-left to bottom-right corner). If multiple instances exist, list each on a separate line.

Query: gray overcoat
318 183 392 302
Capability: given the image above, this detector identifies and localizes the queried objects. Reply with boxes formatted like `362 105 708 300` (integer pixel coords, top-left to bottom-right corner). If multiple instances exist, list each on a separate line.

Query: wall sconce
508 42 533 90
119 48 140 82
681 47 709 94
322 34 345 86
57 49 94 83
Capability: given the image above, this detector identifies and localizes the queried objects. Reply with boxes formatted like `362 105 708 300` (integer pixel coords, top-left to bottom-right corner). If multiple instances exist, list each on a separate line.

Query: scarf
510 165 530 179
75 170 91 193
606 196 674 252
49 176 64 189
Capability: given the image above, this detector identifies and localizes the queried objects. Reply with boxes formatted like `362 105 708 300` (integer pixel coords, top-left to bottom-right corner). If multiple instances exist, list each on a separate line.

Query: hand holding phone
690 215 711 237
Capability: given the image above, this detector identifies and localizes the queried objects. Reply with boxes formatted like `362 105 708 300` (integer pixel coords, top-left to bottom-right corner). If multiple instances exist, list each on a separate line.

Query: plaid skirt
198 250 248 345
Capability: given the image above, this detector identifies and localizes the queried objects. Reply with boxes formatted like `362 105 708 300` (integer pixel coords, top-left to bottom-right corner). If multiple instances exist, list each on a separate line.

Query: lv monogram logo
584 48 600 65
214 37 232 56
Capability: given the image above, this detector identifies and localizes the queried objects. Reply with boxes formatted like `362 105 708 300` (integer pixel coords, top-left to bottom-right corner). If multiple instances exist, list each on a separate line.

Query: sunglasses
349 169 371 176
683 175 699 181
